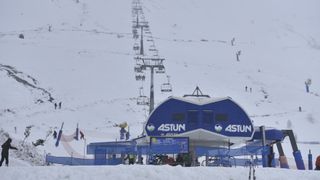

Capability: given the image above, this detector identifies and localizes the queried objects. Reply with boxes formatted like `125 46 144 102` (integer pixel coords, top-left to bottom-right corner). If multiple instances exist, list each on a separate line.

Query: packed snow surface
0 165 319 180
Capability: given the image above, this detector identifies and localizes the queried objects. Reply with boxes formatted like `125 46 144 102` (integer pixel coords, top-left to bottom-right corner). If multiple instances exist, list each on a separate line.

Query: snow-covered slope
0 0 319 167
1 165 320 180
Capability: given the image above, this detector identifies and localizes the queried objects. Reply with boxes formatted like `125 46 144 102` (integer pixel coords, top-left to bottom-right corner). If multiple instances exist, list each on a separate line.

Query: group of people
245 86 252 93
52 130 85 140
54 102 62 110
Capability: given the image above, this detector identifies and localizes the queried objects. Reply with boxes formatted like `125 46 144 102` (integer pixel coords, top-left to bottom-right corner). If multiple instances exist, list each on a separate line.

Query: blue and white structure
145 95 254 147
46 87 305 169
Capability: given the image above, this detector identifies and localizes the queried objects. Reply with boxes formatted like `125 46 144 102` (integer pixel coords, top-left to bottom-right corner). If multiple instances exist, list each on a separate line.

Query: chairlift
134 65 142 73
137 95 149 105
135 72 145 81
161 83 172 92
132 29 138 34
149 48 157 51
156 66 165 74
133 43 139 51
161 76 172 92
137 87 149 105
134 56 141 61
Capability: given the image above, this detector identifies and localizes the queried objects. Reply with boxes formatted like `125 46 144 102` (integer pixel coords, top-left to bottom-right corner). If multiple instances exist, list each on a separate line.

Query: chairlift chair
133 44 139 51
156 66 165 74
134 56 141 61
132 29 137 34
135 72 145 81
161 76 172 92
137 95 149 105
133 34 139 39
149 48 157 51
137 87 149 105
134 65 142 73
161 83 172 92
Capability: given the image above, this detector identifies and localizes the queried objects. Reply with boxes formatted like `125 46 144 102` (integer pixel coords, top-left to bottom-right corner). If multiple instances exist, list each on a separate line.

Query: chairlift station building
144 95 254 147
47 88 306 169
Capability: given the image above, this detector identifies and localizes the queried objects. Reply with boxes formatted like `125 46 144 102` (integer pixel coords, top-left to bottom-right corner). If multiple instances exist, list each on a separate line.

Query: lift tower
135 56 165 114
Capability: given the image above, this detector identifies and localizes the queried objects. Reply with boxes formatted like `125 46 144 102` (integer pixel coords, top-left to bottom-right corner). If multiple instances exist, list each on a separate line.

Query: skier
125 154 136 165
298 106 302 112
53 130 57 139
176 154 184 166
125 131 130 140
183 153 192 167
236 52 240 61
0 138 18 167
231 37 235 46
120 127 127 140
58 102 62 109
236 50 241 61
267 145 274 167
245 86 248 92
128 154 136 165
80 130 85 140
315 155 320 170
54 103 57 110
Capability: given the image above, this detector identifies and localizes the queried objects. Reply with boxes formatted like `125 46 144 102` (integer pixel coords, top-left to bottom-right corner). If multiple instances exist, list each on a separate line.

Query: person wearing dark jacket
176 154 184 166
0 138 18 167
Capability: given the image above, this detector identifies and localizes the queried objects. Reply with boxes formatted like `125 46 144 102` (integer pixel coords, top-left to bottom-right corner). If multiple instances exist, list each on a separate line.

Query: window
202 110 213 124
172 113 185 121
187 110 199 124
215 113 228 121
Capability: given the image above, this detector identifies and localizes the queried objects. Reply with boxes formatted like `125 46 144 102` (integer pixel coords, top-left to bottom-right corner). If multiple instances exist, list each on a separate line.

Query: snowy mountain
0 0 320 172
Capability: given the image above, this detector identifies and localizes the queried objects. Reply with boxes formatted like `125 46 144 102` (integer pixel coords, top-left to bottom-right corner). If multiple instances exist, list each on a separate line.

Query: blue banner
150 137 189 154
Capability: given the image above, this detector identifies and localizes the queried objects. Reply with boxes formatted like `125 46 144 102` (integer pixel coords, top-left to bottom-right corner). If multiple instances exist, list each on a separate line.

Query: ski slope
0 165 320 180
0 0 320 174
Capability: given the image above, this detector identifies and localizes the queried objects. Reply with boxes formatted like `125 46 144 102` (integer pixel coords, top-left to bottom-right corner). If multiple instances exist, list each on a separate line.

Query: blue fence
46 154 124 166
46 155 95 165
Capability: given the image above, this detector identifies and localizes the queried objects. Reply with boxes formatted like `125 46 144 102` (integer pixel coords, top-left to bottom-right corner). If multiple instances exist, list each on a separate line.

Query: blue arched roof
145 96 254 140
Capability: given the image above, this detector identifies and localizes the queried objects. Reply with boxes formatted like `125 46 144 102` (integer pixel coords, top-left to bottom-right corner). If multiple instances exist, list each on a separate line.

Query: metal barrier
46 155 94 165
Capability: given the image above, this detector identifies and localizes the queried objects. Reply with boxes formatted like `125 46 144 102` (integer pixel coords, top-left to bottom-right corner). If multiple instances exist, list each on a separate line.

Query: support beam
149 67 154 114
140 26 144 55
260 126 268 167
276 142 289 168
282 130 305 170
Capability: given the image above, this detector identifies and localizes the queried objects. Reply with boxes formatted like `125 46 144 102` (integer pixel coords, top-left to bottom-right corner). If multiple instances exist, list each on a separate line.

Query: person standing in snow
53 130 57 139
315 155 320 170
0 138 18 167
58 102 62 109
128 154 136 165
176 154 184 166
54 103 57 110
267 145 274 167
80 131 85 140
